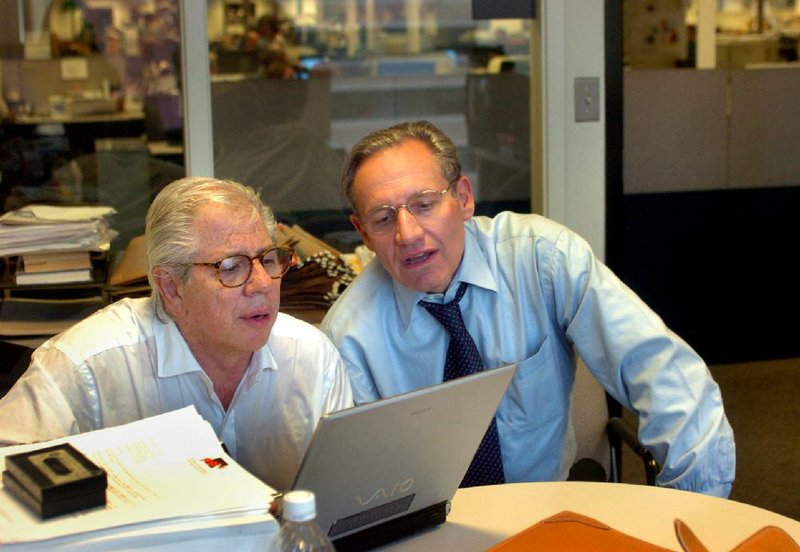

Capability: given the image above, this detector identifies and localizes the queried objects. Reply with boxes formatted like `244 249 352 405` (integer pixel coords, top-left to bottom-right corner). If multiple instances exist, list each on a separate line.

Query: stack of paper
14 251 93 286
0 205 117 258
0 407 278 551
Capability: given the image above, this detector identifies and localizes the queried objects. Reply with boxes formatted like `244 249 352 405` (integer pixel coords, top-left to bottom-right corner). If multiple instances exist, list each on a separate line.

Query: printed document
0 406 277 550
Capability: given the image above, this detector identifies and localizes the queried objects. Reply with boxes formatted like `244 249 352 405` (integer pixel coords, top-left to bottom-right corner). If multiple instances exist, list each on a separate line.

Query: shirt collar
394 223 497 328
156 317 278 378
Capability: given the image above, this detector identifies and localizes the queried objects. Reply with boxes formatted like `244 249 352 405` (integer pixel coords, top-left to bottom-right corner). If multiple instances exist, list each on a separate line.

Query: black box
3 442 107 519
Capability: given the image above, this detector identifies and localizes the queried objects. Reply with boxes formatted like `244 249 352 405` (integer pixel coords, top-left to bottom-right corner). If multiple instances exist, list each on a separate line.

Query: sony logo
355 478 414 506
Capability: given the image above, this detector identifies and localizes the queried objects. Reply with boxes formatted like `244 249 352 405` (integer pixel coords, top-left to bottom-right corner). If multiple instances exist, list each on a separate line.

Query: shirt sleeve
0 347 87 445
321 293 381 406
549 226 736 497
320 338 355 413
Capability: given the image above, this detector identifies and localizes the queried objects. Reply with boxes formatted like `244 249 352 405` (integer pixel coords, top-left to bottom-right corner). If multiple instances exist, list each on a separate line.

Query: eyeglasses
358 180 456 235
189 246 293 288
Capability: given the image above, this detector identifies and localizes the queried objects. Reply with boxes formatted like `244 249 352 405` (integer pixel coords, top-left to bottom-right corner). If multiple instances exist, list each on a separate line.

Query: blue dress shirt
322 212 735 497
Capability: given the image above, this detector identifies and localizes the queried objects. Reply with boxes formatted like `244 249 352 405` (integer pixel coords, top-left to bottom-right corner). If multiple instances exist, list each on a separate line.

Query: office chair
0 340 33 398
570 355 660 485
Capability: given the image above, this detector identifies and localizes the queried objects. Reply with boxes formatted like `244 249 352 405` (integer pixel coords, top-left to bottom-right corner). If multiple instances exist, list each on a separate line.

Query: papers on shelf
0 406 278 550
21 251 92 273
14 268 92 286
0 205 116 225
0 205 117 258
14 251 94 285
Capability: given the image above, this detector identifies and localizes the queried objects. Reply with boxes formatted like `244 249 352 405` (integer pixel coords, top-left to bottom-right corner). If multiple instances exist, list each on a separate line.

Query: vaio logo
356 478 415 506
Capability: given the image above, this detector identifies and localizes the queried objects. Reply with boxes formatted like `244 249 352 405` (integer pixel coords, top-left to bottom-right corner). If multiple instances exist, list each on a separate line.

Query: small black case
3 442 107 519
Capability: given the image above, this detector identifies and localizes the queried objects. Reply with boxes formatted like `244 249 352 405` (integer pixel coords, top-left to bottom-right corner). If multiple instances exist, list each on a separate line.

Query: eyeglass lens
217 248 292 287
365 188 448 234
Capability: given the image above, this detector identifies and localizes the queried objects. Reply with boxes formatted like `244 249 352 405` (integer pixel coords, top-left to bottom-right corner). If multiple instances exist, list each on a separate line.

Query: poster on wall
624 0 689 68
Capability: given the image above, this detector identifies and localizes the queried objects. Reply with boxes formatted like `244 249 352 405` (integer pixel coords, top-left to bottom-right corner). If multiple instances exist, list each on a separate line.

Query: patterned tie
421 282 505 487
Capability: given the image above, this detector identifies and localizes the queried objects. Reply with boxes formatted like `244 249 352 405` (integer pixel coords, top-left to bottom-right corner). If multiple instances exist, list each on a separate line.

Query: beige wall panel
623 70 728 194
729 68 800 189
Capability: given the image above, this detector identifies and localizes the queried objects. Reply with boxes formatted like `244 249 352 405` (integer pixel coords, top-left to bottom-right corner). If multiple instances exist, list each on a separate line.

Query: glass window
0 0 186 251
207 0 533 244
623 0 800 70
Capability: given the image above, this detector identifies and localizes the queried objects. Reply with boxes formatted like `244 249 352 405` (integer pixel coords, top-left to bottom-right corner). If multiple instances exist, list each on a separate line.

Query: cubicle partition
620 67 800 363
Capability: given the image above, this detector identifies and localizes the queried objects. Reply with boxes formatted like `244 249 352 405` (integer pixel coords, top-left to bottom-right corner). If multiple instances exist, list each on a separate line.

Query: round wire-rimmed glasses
189 246 294 288
358 180 456 235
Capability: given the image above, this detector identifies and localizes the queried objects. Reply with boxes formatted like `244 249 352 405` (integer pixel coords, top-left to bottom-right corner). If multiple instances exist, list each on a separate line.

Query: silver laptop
289 363 517 551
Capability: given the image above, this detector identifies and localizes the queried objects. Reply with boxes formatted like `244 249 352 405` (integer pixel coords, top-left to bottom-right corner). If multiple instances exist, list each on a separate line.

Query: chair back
570 355 612 479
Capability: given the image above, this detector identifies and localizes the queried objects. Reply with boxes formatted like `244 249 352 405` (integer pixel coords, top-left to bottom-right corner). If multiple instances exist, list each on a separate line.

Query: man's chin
397 272 450 295
239 325 273 350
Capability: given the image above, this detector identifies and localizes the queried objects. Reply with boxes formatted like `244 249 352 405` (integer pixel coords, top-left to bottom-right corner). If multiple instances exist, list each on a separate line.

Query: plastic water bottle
272 490 334 551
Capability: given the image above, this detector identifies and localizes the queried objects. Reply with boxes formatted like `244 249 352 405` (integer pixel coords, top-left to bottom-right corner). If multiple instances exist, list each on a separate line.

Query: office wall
540 0 606 261
624 68 800 193
620 67 800 363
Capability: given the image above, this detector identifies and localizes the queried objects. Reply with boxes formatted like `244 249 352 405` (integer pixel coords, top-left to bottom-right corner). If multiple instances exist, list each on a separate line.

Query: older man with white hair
0 176 352 490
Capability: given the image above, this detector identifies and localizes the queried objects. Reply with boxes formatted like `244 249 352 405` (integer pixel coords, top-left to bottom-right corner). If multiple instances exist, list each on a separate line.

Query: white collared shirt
0 298 353 490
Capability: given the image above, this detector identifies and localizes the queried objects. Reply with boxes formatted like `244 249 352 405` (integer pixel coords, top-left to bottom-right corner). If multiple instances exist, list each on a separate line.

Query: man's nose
246 259 278 291
394 207 423 243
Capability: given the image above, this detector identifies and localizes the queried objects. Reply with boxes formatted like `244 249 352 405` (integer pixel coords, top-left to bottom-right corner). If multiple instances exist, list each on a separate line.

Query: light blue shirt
322 212 735 497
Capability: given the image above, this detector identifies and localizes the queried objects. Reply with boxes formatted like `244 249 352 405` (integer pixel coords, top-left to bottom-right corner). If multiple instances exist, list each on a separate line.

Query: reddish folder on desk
487 511 800 552
487 511 672 551
675 518 800 552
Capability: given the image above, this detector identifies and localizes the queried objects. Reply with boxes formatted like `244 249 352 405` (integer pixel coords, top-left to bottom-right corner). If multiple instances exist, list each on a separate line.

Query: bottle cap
283 490 317 522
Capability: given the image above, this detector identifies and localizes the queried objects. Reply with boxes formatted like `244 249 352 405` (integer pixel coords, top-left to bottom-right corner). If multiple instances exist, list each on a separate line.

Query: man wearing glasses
0 177 352 490
321 121 734 497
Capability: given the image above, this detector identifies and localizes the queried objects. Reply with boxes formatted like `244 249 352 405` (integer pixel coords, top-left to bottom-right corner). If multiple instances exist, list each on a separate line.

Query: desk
3 111 146 161
11 110 144 126
379 482 800 551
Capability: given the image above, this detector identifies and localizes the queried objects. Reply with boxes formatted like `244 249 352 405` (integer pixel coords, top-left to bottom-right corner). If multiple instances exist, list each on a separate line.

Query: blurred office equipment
465 56 531 211
716 31 782 68
211 74 345 220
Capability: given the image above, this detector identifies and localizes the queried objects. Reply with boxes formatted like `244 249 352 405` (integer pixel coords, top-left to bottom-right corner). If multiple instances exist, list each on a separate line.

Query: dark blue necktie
421 282 505 487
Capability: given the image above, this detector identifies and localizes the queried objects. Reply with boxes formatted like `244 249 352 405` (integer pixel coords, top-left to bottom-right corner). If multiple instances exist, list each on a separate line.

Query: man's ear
455 176 476 220
152 267 185 317
350 213 373 250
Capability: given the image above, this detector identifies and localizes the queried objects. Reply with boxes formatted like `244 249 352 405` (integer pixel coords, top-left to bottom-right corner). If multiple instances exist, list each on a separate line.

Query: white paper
0 407 277 548
0 205 116 224
0 214 117 257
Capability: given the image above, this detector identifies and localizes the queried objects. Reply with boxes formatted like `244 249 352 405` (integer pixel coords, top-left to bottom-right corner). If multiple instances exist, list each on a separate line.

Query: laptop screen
290 364 517 545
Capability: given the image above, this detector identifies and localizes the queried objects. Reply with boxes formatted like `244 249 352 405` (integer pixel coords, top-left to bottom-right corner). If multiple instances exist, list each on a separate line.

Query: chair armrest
606 416 660 486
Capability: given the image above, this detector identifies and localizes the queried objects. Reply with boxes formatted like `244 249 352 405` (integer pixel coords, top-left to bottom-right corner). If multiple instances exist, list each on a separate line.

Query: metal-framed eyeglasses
189 246 293 288
358 180 457 235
